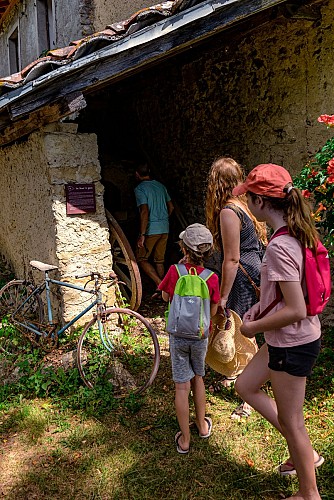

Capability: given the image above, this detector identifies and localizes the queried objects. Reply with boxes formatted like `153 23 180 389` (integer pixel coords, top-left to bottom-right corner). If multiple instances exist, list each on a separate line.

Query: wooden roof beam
0 0 20 27
0 91 86 147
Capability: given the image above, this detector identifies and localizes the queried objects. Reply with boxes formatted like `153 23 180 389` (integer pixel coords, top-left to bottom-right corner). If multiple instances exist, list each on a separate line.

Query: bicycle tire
77 307 160 397
106 210 142 311
0 280 44 356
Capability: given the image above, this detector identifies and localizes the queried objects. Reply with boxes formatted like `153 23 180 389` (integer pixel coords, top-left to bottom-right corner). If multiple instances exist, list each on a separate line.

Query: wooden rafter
0 0 20 27
0 92 87 147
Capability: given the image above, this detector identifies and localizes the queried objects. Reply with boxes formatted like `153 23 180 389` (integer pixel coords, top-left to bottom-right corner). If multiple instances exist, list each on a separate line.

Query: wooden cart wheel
106 210 142 311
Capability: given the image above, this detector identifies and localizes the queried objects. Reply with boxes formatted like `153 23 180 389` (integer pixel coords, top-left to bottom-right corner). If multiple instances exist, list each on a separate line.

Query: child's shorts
169 335 208 384
268 338 321 377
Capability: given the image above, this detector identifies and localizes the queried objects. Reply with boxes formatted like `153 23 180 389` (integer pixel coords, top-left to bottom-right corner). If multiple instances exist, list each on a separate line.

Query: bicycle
0 260 160 397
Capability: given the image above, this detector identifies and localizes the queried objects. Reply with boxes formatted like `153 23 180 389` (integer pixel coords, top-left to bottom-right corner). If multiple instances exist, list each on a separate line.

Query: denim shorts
268 338 321 377
169 335 208 383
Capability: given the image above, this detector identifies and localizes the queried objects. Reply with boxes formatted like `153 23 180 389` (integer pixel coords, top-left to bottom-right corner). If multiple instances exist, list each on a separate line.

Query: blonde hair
206 157 267 249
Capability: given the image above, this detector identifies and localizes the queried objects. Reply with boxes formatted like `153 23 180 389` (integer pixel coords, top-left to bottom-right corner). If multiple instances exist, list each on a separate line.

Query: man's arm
167 200 174 216
137 204 149 248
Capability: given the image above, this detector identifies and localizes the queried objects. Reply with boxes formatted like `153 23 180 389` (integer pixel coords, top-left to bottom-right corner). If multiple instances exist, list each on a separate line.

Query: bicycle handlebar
74 271 119 282
75 272 96 279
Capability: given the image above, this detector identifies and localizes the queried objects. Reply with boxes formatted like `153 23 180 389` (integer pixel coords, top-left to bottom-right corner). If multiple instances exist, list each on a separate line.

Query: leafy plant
294 114 334 254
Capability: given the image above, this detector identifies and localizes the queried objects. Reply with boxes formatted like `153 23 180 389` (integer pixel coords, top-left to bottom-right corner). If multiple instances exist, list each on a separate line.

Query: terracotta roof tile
0 0 202 96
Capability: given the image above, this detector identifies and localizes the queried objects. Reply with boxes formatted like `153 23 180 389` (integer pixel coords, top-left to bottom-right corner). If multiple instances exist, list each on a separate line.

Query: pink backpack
258 226 331 318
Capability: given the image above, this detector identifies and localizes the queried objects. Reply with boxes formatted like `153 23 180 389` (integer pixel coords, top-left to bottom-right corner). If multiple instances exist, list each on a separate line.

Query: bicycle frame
12 270 102 338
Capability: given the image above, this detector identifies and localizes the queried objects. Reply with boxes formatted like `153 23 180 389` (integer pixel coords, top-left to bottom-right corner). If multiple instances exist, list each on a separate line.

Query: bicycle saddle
30 260 59 272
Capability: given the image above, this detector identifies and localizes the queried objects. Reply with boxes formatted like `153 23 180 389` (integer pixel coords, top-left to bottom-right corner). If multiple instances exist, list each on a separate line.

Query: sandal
197 417 213 439
175 431 190 454
220 376 238 388
151 289 162 299
277 454 324 476
230 402 252 420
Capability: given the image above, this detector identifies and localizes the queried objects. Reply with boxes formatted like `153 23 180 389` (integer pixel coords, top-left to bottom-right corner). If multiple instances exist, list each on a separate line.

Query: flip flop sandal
175 431 190 454
198 417 213 438
277 455 325 476
151 289 162 299
230 402 252 420
220 376 238 388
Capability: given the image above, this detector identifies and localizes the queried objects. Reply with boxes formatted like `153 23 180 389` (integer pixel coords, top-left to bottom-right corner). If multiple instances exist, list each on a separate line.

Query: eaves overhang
0 0 288 147
0 0 20 27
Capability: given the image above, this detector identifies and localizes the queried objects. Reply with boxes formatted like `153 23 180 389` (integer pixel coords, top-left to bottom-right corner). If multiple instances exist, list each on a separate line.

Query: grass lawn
0 303 333 499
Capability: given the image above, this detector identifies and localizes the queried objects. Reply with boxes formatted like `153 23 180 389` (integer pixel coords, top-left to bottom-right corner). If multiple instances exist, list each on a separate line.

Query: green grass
0 326 333 499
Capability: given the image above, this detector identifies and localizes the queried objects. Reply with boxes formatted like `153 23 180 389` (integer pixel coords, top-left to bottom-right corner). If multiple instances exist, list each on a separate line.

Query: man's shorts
136 233 168 264
169 335 208 383
268 338 321 377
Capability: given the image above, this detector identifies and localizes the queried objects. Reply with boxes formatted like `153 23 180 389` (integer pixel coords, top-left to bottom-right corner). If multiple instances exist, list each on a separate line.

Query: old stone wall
118 0 334 224
0 0 82 75
0 131 57 277
54 0 83 48
0 1 36 74
0 124 113 324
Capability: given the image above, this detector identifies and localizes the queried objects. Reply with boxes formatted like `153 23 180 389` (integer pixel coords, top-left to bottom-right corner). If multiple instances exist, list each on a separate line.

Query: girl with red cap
234 163 323 500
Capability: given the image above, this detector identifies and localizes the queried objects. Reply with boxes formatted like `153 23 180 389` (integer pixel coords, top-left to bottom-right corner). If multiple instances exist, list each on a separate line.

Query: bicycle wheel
0 280 44 355
77 307 160 397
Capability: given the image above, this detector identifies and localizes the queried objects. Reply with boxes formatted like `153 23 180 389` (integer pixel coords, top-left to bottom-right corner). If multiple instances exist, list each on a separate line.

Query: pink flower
328 159 334 174
307 169 318 178
327 174 334 184
302 189 312 198
318 114 334 127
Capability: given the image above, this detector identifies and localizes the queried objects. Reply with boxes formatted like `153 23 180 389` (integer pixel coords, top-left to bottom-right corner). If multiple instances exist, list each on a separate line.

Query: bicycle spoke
77 309 160 397
0 280 44 356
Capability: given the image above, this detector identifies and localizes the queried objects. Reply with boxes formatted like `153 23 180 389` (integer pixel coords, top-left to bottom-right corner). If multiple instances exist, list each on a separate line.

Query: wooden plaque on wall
65 183 96 215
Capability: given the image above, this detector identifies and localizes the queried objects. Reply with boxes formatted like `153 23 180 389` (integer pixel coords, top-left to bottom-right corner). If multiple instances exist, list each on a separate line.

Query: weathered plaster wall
0 1 34 74
0 124 113 322
93 0 150 32
0 132 57 277
16 0 39 67
54 0 83 47
0 0 84 76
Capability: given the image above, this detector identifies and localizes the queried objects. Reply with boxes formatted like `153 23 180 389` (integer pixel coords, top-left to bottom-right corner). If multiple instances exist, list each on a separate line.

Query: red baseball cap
232 163 292 198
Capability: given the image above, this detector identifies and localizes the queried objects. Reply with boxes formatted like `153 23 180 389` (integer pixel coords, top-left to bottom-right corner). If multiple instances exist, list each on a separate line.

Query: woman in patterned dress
206 157 267 419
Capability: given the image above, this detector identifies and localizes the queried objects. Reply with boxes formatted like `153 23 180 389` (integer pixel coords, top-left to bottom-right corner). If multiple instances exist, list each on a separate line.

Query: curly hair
205 157 267 249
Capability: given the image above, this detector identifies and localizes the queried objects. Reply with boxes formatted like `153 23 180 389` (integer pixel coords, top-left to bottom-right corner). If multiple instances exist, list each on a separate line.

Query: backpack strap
256 283 282 319
174 263 189 277
199 268 214 282
256 226 289 319
175 264 212 279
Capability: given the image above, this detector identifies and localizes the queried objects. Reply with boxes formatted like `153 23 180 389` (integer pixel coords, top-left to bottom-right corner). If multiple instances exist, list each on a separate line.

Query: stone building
0 0 333 322
0 0 149 75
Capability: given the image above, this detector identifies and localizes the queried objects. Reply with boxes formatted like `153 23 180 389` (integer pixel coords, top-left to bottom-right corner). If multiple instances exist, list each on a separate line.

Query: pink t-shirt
159 263 220 304
261 233 321 347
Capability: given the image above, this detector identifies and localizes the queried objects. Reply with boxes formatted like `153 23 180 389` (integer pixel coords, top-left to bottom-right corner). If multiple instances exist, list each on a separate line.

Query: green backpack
166 264 213 340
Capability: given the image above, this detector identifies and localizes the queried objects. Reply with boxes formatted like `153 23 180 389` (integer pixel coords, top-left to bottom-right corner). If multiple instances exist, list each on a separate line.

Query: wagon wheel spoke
106 209 142 311
113 264 132 306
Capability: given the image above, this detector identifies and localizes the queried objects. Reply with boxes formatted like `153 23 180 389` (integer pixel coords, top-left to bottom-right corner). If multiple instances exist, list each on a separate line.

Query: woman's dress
206 204 264 318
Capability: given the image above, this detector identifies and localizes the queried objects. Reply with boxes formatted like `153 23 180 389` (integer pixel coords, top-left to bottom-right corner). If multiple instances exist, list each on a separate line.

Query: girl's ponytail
274 186 319 249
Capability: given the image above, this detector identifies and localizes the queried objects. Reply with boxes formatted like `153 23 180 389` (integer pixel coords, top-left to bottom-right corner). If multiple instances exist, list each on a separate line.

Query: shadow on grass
0 331 333 499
